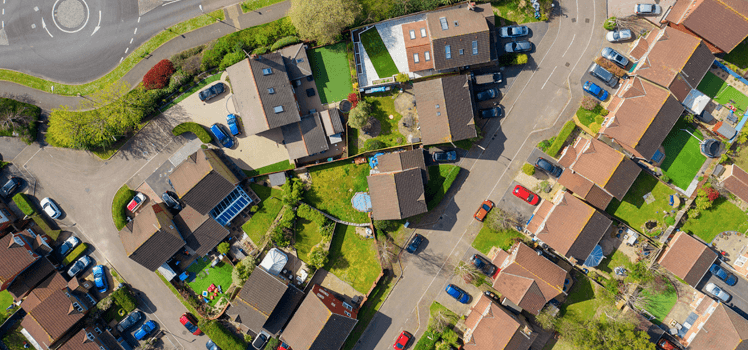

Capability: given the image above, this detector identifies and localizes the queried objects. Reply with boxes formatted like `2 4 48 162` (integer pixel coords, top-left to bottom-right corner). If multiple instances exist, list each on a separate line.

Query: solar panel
210 187 253 226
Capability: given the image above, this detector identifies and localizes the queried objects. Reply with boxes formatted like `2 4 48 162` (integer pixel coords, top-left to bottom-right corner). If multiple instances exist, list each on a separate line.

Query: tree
625 261 654 286
289 0 360 45
347 100 371 130
347 93 359 108
308 246 328 270
486 208 522 232
395 73 410 83
581 96 599 111
232 257 256 285
217 242 230 255
534 307 557 330
379 238 396 265
454 261 479 284
281 178 304 206
142 59 175 90
430 310 452 333
558 317 655 350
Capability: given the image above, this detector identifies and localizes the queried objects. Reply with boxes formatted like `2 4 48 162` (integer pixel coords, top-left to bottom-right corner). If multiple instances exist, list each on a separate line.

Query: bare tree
431 310 451 333
454 261 479 284
486 208 522 232
627 288 655 313
379 238 397 265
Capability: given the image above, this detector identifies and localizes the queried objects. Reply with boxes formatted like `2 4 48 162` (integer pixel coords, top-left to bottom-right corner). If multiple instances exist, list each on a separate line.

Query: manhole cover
565 62 570 67
585 18 590 23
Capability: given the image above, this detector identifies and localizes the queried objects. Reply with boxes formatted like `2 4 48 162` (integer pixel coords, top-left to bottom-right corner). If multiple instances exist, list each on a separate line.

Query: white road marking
562 34 576 57
133 27 137 35
51 0 90 34
162 0 182 6
2 9 4 15
41 18 53 37
119 57 124 63
130 37 133 44
137 17 141 23
124 47 129 54
91 10 101 35
542 66 558 90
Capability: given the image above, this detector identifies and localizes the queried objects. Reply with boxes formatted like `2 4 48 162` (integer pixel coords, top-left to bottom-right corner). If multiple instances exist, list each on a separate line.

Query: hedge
112 185 135 230
199 320 248 350
12 193 35 216
62 243 88 266
500 53 528 66
111 285 138 313
172 122 213 143
32 215 61 241
270 36 299 51
522 163 535 176
546 121 577 157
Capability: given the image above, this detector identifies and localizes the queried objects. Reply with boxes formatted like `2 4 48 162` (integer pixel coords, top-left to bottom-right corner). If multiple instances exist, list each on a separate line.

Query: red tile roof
676 0 748 53
0 233 39 290
722 165 748 203
463 295 536 350
22 288 85 347
688 303 748 349
658 231 717 286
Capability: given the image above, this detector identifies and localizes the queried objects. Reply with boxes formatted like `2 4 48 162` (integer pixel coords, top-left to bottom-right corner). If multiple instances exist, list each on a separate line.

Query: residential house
598 76 684 161
228 267 304 335
491 242 570 315
21 281 95 350
367 149 428 220
463 294 537 350
58 327 124 350
7 257 56 301
665 0 748 54
0 200 17 233
118 202 185 272
680 298 748 348
413 75 477 145
719 164 748 203
525 191 612 264
557 137 641 210
281 284 358 350
0 232 41 291
658 230 717 286
19 272 67 311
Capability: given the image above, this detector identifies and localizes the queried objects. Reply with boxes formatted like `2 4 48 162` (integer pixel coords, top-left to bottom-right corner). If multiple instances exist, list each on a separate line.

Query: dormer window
262 68 272 75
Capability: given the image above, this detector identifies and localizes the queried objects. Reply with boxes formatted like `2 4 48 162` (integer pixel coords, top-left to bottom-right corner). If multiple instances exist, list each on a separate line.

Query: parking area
495 21 549 57
580 62 622 100
434 274 482 316
495 180 542 225
695 260 748 319
607 0 674 23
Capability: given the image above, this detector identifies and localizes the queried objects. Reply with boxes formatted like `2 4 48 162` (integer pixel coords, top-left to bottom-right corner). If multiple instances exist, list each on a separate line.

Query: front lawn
724 39 748 70
0 290 14 320
472 226 524 255
425 165 461 210
360 29 399 78
303 161 370 223
660 118 706 190
242 184 283 245
698 71 748 115
112 185 135 230
325 225 381 294
639 277 677 325
606 173 676 234
295 218 323 262
681 197 748 243
308 43 354 104
575 105 605 133
186 257 234 307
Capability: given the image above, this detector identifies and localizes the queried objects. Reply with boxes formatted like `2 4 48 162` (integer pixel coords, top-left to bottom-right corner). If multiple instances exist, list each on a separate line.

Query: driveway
580 62 621 99
607 0 675 24
696 261 748 319
495 180 541 224
496 21 549 57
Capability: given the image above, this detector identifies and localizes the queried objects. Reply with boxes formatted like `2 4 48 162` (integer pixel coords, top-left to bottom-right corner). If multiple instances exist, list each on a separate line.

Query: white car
606 29 633 42
635 4 661 15
705 282 731 302
40 197 62 219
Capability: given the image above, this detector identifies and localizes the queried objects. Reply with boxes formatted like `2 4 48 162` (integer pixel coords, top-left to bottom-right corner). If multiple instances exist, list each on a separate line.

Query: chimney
468 2 475 10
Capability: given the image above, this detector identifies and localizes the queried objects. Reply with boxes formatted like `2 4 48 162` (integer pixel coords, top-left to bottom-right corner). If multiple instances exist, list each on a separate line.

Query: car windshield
613 32 620 40
527 194 535 201
482 204 491 211
185 322 197 333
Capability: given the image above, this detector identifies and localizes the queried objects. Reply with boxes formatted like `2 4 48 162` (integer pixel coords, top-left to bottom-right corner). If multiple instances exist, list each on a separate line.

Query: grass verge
325 225 381 294
308 42 354 104
199 320 248 350
112 185 135 230
360 29 399 78
31 215 61 240
156 271 203 321
241 0 285 12
472 227 523 255
12 193 35 216
425 165 460 210
242 184 283 245
173 122 213 143
244 160 294 177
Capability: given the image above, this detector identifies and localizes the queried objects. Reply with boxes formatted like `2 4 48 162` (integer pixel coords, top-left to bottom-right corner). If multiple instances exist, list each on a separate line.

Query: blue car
92 265 108 293
445 284 471 304
583 81 609 101
226 114 241 136
406 234 424 254
134 320 157 340
433 151 457 163
210 123 234 148
710 263 738 286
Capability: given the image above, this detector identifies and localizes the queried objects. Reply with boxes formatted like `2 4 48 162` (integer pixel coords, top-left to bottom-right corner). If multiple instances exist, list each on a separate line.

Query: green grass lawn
360 29 399 78
640 278 677 325
243 160 294 177
0 290 14 320
681 197 748 243
597 249 631 276
303 161 370 223
472 226 523 255
358 91 408 150
112 185 135 230
186 258 234 307
242 184 283 245
425 165 461 210
606 173 676 234
325 225 381 294
492 0 549 24
295 218 323 262
660 118 706 190
734 143 748 170
560 276 602 321
576 105 604 127
698 71 748 114
241 0 285 12
308 43 354 104
724 40 748 70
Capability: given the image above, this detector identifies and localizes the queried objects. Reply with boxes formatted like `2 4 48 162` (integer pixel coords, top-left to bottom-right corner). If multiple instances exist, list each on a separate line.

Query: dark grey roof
263 284 305 335
249 53 302 129
377 149 427 174
681 42 714 89
7 257 55 300
308 314 358 350
231 299 270 334
431 32 492 71
281 113 330 160
180 172 236 215
121 204 185 272
173 205 230 257
320 109 345 136
425 4 494 71
443 75 478 142
281 122 309 160
636 95 684 160
129 228 185 271
235 268 288 332
414 75 477 145
279 43 313 81
566 211 612 262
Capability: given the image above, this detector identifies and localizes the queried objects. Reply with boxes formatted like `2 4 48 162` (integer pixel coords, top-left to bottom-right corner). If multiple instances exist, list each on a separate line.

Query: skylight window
425 51 431 61
420 28 427 37
410 30 416 39
273 106 284 113
439 17 448 30
459 49 464 55
472 41 478 55
268 88 275 94
262 68 272 75
414 53 419 63
445 45 451 59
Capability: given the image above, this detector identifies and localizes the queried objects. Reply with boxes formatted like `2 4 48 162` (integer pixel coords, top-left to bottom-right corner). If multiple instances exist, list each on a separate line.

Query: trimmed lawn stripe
325 225 381 294
241 0 284 12
606 173 676 234
472 227 523 255
360 29 399 78
186 258 233 307
660 118 706 190
308 43 353 104
242 184 283 245
681 197 748 243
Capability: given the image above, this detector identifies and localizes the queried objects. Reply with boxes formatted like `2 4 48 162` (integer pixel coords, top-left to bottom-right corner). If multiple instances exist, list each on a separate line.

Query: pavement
354 0 609 347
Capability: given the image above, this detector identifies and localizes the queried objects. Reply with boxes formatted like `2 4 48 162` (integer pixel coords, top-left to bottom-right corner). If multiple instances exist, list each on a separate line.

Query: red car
179 313 201 335
657 338 676 350
474 200 494 221
393 331 413 350
513 185 539 205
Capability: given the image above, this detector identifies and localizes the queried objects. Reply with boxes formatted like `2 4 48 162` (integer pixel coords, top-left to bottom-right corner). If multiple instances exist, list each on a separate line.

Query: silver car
504 41 533 53
705 282 731 302
41 197 62 219
499 25 529 38
117 310 143 333
67 255 92 277
601 47 629 68
606 29 633 42
635 4 661 15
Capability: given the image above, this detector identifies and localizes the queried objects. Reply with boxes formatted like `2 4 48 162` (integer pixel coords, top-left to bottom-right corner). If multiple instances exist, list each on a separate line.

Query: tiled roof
526 201 553 234
281 285 357 350
250 53 302 129
494 274 546 315
629 32 654 61
464 295 535 350
174 205 229 257
281 113 331 160
376 149 427 174
679 0 748 53
170 150 239 215
658 231 717 286
583 185 614 211
263 285 305 335
234 268 288 332
120 203 185 271
58 328 122 350
402 21 435 72
367 168 427 220
20 272 67 311
414 75 476 145
688 303 748 350
0 233 39 288
22 288 85 347
557 171 595 198
559 138 640 200
278 43 312 80
226 60 269 135
7 257 55 300
426 3 493 71
722 165 748 203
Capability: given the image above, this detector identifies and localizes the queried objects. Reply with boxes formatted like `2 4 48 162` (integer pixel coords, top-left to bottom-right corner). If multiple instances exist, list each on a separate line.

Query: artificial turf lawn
660 118 706 190
425 165 461 210
698 71 748 114
640 278 677 325
681 197 748 243
360 29 400 78
606 173 676 234
308 42 354 104
325 224 381 294
186 257 234 307
295 218 323 262
242 184 283 245
724 39 748 70
303 161 370 223
471 226 523 255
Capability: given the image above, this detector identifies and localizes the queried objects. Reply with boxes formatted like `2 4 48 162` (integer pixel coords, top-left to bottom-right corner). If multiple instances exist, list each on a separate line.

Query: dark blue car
433 151 457 163
199 83 225 102
583 81 609 101
445 284 471 304
535 158 563 177
406 234 424 254
210 123 234 148
710 263 738 286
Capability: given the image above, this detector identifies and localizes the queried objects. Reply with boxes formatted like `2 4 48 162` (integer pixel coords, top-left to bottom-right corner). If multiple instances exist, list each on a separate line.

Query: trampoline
351 192 372 212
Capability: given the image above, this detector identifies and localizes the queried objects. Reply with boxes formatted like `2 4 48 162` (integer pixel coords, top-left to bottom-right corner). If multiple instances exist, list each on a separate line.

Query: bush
12 193 35 216
232 257 256 285
0 97 41 144
200 18 296 71
62 242 89 266
347 93 359 108
603 17 617 30
348 100 372 129
705 187 720 201
581 96 599 111
172 122 213 143
143 60 176 90
217 242 230 255
364 139 385 151
252 46 269 55
111 285 138 313
308 246 328 270
661 174 670 183
537 139 552 152
546 121 576 157
500 53 528 66
594 56 627 77
199 320 248 350
219 51 246 71
297 203 327 227
522 163 536 176
664 216 675 226
395 72 410 83
270 36 300 51
374 220 398 232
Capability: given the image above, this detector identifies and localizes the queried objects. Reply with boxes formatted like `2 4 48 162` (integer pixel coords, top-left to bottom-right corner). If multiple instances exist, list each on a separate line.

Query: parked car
406 234 424 254
117 311 143 333
475 88 498 102
127 192 147 212
226 114 241 136
499 25 529 38
161 191 182 211
583 81 609 101
134 320 157 341
393 331 413 350
210 123 234 148
277 343 290 350
657 338 677 350
57 236 80 259
445 284 471 304
472 72 503 85
67 255 92 277
513 185 540 205
474 200 494 222
0 177 21 198
205 340 220 350
480 107 504 119
180 313 202 335
606 29 633 42
705 282 731 302
199 83 225 102
535 158 563 177
504 41 533 53
92 265 108 293
601 47 629 68
589 63 619 88
433 150 457 162
635 3 661 15
710 263 738 286
470 254 497 276
41 197 62 219
252 331 270 349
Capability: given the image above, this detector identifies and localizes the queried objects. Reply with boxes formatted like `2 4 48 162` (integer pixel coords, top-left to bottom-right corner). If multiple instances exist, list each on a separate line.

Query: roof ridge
512 261 564 294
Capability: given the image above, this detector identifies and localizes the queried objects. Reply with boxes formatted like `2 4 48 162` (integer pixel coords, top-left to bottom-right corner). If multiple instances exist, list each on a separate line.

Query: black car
535 158 563 177
475 88 498 102
0 177 21 198
199 83 225 102
406 234 424 254
433 151 457 162
470 254 497 276
504 41 533 53
161 192 182 211
479 107 504 119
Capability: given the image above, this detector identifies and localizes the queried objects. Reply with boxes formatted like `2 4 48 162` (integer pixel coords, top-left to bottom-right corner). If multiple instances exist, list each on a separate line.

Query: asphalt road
696 260 748 320
354 0 608 348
